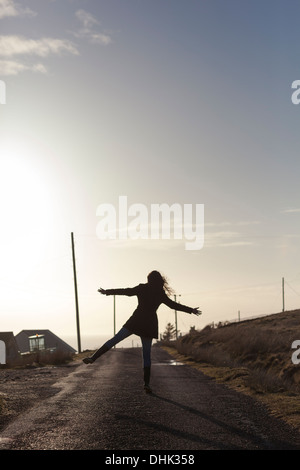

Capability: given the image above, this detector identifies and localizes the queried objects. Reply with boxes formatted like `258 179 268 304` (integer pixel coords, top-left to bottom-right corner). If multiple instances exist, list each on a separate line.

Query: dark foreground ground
1 346 300 451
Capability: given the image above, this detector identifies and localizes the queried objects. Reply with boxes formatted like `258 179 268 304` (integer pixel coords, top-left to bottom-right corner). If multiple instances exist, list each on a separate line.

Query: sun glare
1 142 51 227
0 140 54 279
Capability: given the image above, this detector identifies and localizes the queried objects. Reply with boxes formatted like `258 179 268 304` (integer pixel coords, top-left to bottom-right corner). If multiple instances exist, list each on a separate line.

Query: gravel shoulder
0 361 81 431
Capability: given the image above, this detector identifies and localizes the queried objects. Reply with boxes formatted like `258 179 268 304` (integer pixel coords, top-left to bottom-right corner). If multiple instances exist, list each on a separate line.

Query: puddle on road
154 360 184 366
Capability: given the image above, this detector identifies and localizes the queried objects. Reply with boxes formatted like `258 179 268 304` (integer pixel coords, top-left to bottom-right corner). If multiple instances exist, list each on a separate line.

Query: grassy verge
161 309 300 430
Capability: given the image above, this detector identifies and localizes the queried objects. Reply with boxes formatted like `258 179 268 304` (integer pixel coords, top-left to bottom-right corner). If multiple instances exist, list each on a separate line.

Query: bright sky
0 0 300 350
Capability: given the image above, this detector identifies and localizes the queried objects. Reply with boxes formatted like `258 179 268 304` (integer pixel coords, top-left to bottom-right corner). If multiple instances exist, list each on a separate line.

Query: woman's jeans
103 327 152 368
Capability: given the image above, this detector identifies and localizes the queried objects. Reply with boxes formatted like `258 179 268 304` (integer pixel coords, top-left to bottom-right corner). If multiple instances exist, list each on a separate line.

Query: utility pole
174 294 181 340
282 277 285 312
113 295 116 348
71 232 81 353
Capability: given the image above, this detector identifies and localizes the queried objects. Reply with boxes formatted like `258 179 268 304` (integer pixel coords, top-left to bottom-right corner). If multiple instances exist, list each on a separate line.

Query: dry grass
161 309 300 430
0 395 5 414
2 349 74 368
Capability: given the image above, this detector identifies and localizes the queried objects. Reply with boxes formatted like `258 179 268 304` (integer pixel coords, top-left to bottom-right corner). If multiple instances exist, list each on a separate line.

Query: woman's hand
98 287 107 295
191 307 202 316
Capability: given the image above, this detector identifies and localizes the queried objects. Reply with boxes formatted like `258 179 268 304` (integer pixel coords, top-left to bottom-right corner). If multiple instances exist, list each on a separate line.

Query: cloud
32 63 47 74
73 9 112 45
0 0 36 19
0 59 47 75
0 35 78 75
76 9 99 29
281 208 300 213
202 220 260 247
204 230 256 248
0 35 79 57
205 220 260 227
0 6 111 77
217 241 254 247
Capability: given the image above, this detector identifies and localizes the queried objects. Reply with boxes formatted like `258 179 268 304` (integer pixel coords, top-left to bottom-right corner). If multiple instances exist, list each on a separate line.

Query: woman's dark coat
105 283 193 339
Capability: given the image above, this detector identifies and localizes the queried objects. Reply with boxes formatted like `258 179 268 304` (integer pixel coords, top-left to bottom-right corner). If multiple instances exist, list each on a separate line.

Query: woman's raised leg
83 327 132 364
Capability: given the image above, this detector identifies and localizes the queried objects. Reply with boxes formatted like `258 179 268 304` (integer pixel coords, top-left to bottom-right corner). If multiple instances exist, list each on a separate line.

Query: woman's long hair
147 271 174 296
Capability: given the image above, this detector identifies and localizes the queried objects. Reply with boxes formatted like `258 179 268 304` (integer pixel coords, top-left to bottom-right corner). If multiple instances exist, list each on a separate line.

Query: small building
15 330 76 355
0 332 20 364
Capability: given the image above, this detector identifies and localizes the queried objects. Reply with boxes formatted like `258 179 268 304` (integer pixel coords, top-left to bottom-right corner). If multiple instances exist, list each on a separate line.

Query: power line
285 280 300 297
282 277 285 312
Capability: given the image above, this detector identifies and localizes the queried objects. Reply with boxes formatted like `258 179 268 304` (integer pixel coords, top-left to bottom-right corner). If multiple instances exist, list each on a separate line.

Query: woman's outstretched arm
98 286 140 297
163 294 202 316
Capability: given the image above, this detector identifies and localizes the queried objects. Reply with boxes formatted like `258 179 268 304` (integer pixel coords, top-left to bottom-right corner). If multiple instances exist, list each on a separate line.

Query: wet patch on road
154 359 184 366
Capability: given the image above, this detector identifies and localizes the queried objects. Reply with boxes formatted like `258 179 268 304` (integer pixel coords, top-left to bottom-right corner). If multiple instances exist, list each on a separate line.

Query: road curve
1 346 300 450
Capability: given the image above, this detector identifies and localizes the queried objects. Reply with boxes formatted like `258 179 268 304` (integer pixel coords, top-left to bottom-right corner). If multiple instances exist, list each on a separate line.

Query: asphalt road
1 346 300 451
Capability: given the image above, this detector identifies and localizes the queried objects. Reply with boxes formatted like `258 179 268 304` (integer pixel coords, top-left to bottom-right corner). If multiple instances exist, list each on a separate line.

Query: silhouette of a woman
83 271 201 393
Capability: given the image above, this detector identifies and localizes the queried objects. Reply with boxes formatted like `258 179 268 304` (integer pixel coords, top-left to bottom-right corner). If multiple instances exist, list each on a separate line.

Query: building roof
15 330 76 354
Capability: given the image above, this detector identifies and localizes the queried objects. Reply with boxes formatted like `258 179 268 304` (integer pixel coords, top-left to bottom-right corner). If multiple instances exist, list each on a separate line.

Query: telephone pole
71 232 81 353
174 295 178 340
174 294 181 340
113 295 116 348
282 277 285 312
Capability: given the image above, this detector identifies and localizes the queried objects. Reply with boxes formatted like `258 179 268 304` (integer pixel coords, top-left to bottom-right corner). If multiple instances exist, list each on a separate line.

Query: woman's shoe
144 384 152 394
82 357 94 364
